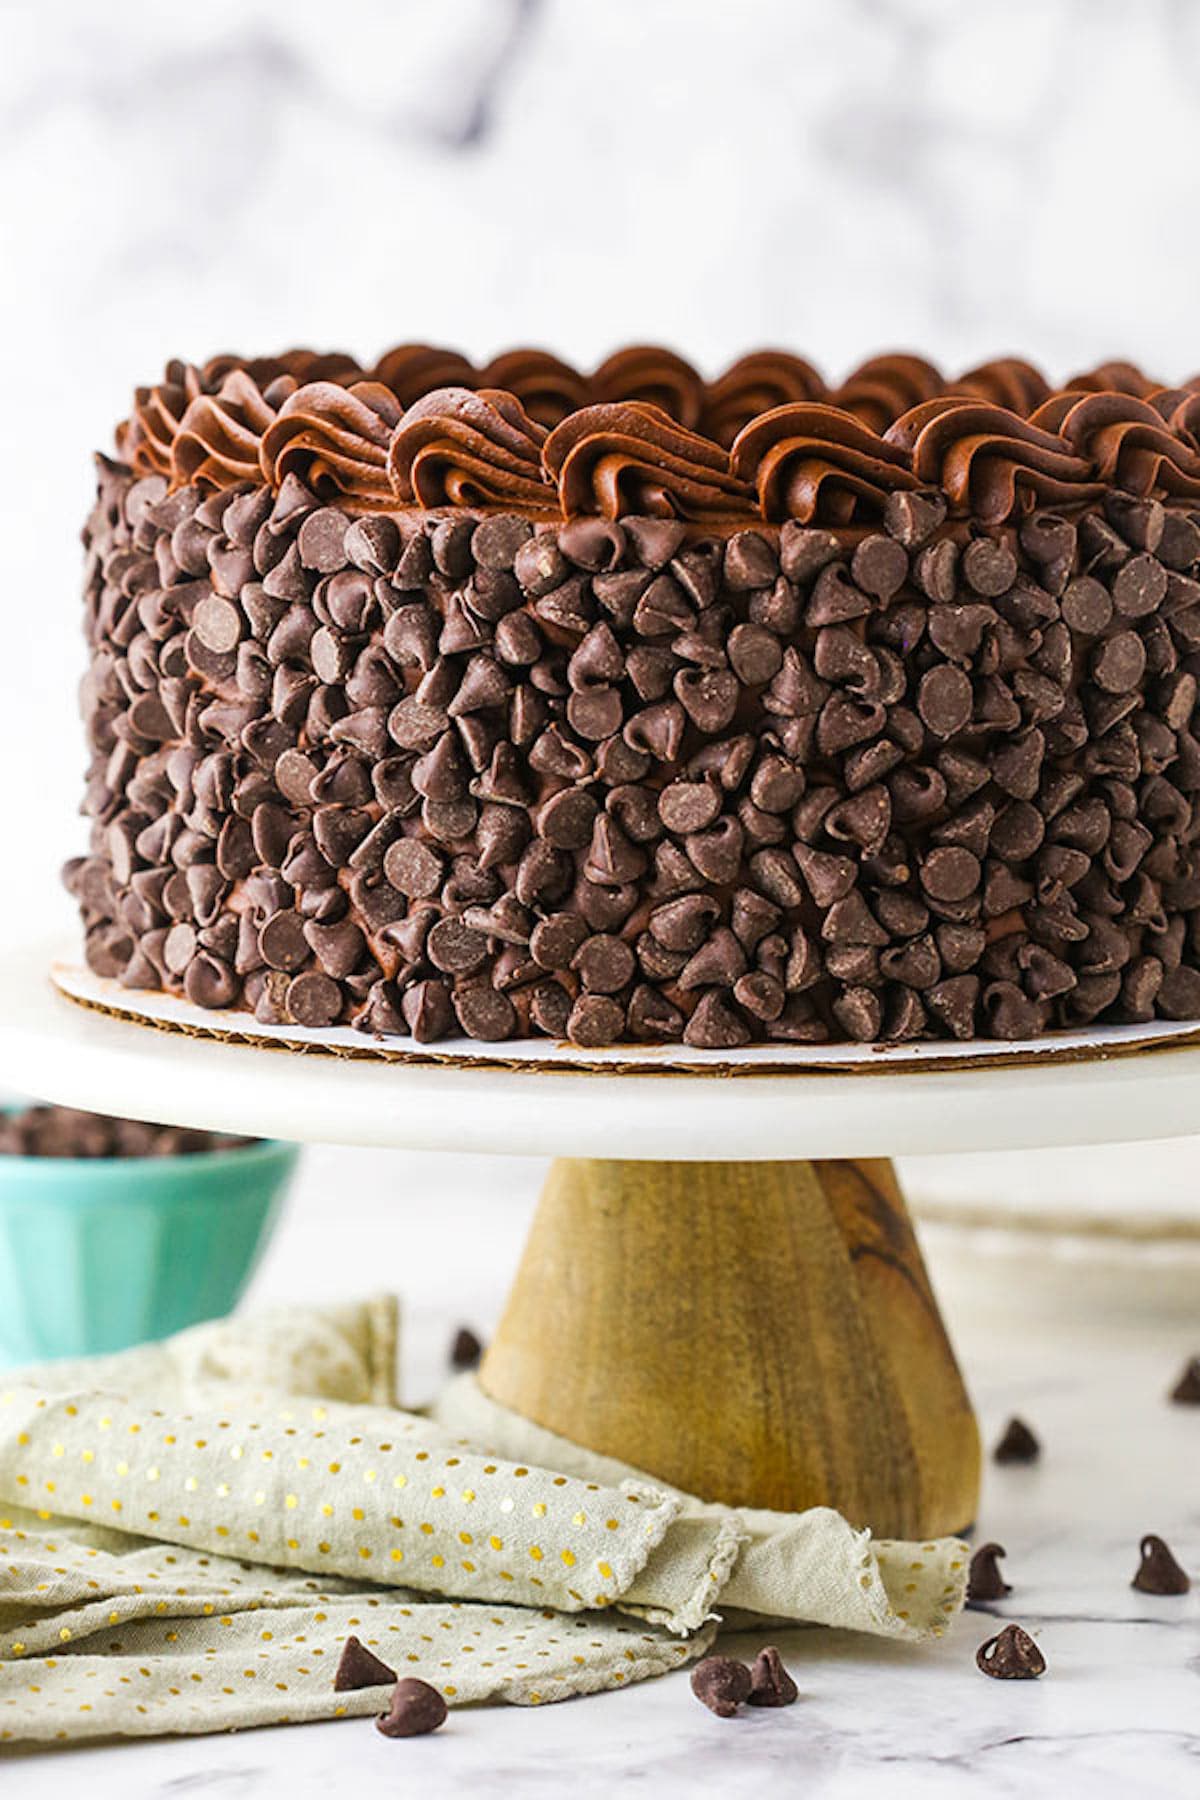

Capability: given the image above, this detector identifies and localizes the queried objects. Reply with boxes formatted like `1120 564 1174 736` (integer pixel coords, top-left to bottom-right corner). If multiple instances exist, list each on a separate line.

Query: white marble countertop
1 1144 1197 1798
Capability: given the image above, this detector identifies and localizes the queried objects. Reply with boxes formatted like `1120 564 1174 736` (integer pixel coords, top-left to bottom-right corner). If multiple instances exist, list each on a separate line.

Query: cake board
8 937 1200 1541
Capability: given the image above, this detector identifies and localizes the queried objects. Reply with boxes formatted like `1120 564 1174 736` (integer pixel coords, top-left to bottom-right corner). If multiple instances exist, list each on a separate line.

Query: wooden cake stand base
481 1157 979 1537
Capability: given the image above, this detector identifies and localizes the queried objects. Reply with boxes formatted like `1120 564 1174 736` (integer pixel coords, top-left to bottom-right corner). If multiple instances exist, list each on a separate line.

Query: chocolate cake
64 346 1200 1048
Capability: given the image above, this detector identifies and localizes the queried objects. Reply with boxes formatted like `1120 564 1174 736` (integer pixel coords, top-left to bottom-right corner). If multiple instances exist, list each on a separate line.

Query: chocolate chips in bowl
0 1103 249 1160
0 1100 298 1362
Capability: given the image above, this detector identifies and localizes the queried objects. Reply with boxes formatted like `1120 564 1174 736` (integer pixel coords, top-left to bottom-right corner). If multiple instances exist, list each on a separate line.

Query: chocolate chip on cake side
63 346 1200 1049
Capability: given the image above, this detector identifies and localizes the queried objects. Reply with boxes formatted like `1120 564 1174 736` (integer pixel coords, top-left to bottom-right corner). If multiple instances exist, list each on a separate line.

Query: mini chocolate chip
345 514 400 576
572 934 635 994
528 913 587 972
259 910 310 973
1112 552 1167 618
728 621 784 686
779 524 841 586
1160 513 1200 570
975 1624 1045 1680
679 928 748 990
431 516 474 579
683 990 751 1049
851 533 908 601
558 518 625 571
745 1645 798 1707
383 837 445 900
567 687 623 741
724 530 779 590
962 536 1018 597
675 667 739 735
1131 1533 1190 1595
967 1542 1012 1605
689 1655 752 1718
1092 630 1146 694
184 953 239 1010
566 993 625 1046
1060 575 1111 636
334 1635 397 1691
426 917 489 975
286 970 342 1028
686 816 744 885
659 780 721 835
915 538 958 603
832 985 882 1042
537 787 599 850
586 815 647 884
922 845 981 903
453 985 517 1041
399 978 452 1042
192 593 243 654
993 1416 1040 1464
733 971 785 1021
450 1325 483 1370
793 844 856 908
1169 1355 1200 1404
622 516 686 568
883 489 946 548
918 664 973 737
472 515 531 571
926 974 979 1039
1158 963 1200 1018
297 507 349 572
377 1676 448 1738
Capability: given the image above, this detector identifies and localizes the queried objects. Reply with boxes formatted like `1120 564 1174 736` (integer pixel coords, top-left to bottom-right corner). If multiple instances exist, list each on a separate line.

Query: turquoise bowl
0 1133 298 1364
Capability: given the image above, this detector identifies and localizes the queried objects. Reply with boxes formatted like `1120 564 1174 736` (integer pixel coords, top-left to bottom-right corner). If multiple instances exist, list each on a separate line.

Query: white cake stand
6 934 1200 1545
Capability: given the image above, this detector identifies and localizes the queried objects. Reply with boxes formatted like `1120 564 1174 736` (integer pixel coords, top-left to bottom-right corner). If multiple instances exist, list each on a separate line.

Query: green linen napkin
0 1297 965 1743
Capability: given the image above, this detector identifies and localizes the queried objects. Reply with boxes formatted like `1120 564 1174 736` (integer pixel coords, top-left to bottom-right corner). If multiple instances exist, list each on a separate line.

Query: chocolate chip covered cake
65 346 1200 1048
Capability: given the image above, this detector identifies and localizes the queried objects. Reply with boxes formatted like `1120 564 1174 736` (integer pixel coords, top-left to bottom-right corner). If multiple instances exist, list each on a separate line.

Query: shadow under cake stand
8 937 1200 1542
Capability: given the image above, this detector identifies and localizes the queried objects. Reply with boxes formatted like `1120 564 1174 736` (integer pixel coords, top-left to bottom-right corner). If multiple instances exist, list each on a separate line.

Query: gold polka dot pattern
0 1384 680 1620
0 1299 968 1741
0 1505 702 1740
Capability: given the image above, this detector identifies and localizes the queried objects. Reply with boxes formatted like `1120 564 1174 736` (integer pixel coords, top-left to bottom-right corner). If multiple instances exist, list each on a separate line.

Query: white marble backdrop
6 0 1200 918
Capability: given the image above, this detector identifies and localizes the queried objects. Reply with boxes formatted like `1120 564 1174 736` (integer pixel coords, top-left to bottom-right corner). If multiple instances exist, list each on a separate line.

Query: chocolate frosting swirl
371 344 478 407
730 403 918 524
1031 390 1200 501
199 350 364 391
173 371 293 488
828 354 945 433
700 351 827 447
1062 359 1157 398
544 403 755 521
120 360 203 478
387 387 553 510
478 349 592 428
260 381 403 504
591 346 706 432
113 343 1200 525
886 398 1103 522
955 357 1052 415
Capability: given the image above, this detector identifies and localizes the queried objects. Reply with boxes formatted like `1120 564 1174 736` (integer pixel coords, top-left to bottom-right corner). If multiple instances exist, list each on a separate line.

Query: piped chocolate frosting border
118 346 1200 528
64 344 1200 1050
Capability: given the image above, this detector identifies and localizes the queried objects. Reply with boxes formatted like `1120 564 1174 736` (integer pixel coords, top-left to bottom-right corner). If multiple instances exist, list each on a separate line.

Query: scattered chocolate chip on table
975 1624 1047 1681
992 1417 1041 1465
966 1542 1012 1605
377 1678 449 1739
1131 1534 1191 1595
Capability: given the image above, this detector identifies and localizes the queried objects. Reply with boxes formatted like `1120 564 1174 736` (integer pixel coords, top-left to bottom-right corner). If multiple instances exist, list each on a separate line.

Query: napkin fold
0 1298 966 1743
